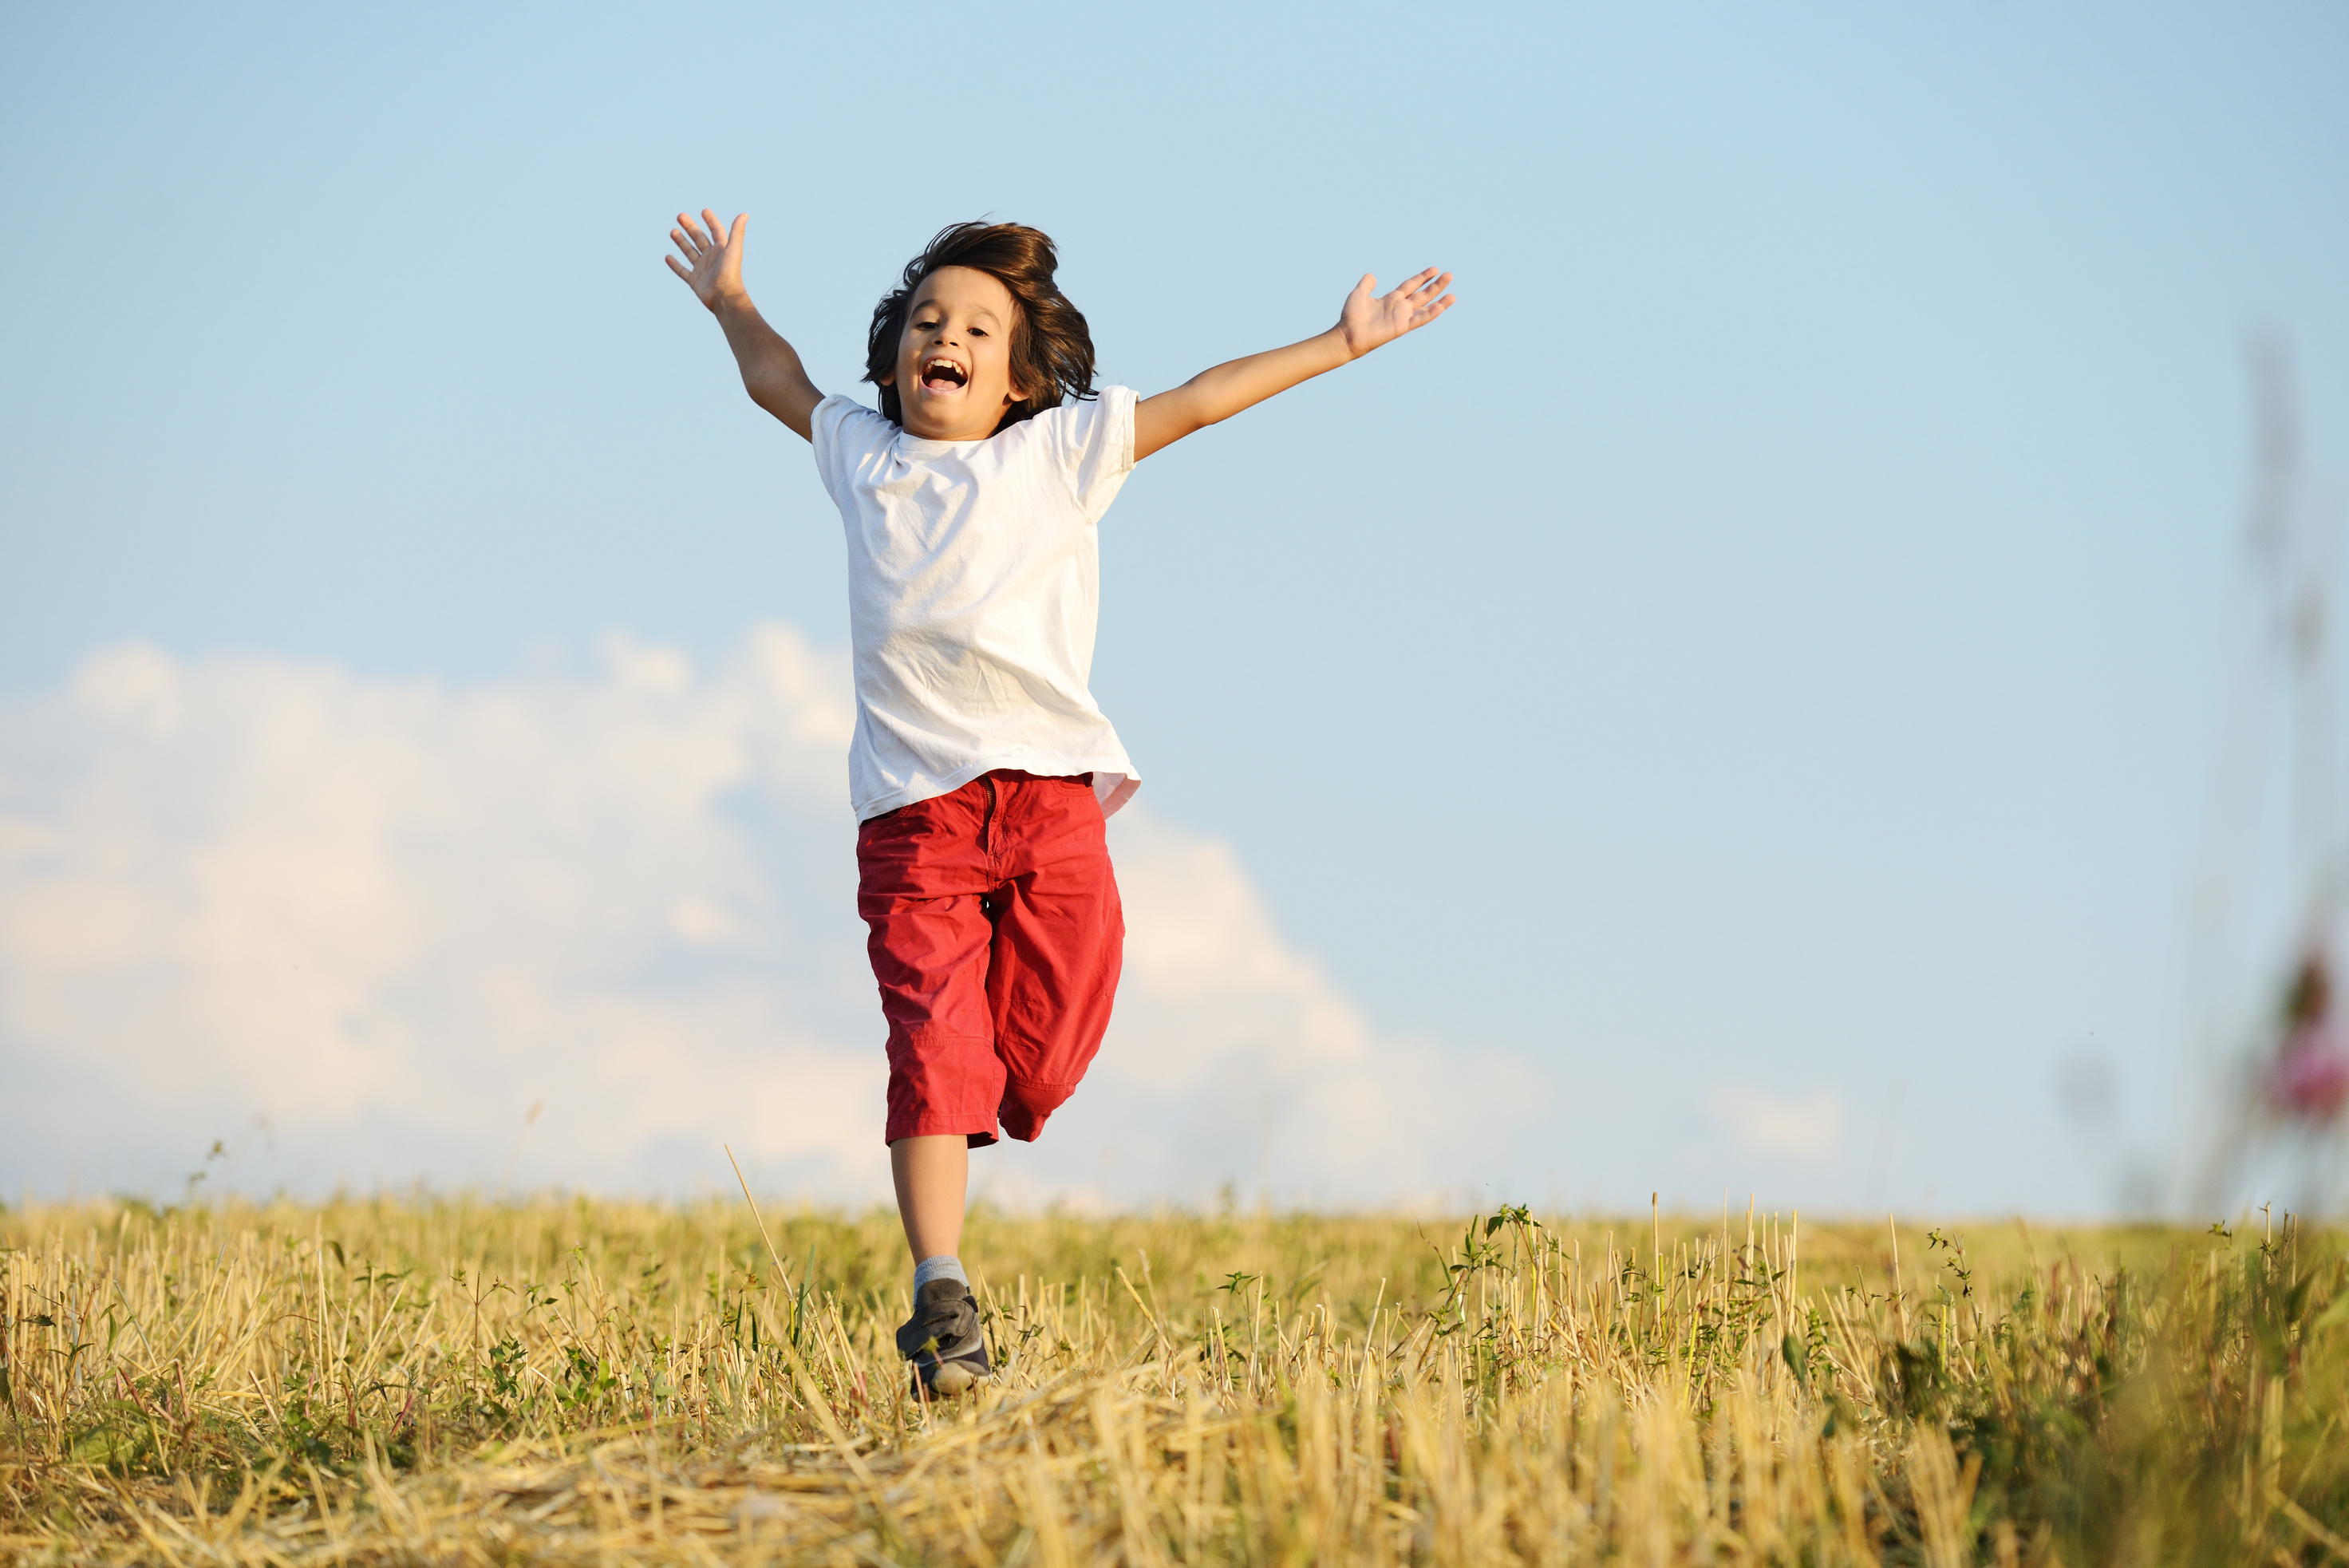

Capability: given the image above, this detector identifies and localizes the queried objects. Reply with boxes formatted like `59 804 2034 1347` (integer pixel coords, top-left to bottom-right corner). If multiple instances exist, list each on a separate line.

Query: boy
667 212 1452 1394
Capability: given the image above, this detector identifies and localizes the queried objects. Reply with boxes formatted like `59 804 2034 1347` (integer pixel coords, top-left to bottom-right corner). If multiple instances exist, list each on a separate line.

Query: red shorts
856 770 1123 1147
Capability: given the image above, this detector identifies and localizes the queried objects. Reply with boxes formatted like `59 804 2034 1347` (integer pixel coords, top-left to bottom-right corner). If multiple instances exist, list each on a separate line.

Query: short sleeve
1037 386 1136 520
809 394 897 508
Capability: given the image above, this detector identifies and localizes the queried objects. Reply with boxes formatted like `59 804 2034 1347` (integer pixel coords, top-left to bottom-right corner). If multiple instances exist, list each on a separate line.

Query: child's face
882 266 1027 440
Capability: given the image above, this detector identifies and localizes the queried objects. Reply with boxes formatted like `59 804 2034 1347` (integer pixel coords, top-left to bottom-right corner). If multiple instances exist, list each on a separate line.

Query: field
2 1195 2346 1565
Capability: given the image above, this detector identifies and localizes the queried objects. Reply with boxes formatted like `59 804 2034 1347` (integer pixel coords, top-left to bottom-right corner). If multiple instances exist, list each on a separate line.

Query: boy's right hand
666 209 748 312
665 206 822 440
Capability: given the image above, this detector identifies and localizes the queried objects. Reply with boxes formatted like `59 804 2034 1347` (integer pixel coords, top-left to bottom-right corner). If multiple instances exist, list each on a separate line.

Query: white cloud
0 626 1541 1207
1706 1084 1846 1163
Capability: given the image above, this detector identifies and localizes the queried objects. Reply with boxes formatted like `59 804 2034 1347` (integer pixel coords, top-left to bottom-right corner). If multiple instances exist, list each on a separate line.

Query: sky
3 3 2347 1216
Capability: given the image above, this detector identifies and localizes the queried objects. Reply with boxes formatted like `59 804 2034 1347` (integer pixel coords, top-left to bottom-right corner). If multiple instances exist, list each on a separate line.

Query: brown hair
864 221 1096 432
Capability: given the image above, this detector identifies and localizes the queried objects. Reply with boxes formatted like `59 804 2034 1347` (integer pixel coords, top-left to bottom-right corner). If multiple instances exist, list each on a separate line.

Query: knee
997 1079 1077 1143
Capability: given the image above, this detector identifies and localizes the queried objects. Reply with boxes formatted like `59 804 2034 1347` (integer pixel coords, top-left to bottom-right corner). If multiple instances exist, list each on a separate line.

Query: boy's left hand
1134 262 1457 460
1336 268 1455 359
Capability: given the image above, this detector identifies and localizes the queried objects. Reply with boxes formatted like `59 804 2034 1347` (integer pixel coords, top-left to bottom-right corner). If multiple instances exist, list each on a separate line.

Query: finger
1411 271 1452 298
703 209 731 251
669 228 702 263
727 211 748 251
665 255 694 281
675 213 710 253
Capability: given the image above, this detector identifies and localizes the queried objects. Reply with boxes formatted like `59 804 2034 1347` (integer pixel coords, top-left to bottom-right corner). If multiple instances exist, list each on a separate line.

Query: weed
0 1199 2341 1562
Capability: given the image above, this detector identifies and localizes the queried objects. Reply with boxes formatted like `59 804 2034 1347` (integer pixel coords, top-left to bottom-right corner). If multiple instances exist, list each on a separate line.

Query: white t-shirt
810 386 1143 822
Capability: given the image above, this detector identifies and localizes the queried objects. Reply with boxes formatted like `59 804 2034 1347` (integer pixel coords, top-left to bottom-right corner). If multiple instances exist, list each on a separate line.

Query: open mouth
920 357 968 392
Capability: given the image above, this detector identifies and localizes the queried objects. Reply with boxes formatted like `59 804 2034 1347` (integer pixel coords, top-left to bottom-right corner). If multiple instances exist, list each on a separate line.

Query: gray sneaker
896 1278 991 1397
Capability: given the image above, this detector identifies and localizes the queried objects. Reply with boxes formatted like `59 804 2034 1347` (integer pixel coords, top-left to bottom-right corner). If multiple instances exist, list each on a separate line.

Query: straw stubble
0 1197 2343 1562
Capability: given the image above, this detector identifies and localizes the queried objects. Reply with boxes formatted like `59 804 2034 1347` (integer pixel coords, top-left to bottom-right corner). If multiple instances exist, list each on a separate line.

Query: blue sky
4 3 2347 1214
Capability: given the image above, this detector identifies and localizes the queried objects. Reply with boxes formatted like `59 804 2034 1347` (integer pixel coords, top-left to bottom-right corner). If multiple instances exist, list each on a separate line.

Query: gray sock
913 1254 969 1294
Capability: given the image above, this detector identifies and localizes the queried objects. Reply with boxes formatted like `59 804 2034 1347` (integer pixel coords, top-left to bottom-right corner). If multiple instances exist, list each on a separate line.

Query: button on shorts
855 770 1123 1147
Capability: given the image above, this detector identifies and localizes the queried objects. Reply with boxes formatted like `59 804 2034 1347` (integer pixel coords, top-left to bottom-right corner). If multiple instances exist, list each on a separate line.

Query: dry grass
2 1194 2345 1564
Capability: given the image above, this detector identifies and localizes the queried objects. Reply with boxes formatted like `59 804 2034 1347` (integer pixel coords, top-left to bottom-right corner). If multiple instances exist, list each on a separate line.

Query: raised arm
1133 267 1454 460
666 209 823 441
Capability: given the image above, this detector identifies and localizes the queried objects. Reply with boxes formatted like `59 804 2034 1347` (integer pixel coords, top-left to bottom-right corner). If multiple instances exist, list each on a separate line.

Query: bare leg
889 1134 969 1262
